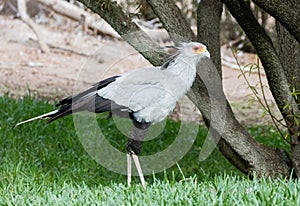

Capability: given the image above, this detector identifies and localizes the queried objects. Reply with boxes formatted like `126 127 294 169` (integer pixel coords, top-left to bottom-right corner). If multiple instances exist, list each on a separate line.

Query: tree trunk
194 0 292 177
276 2 300 99
189 57 293 177
276 0 300 179
251 0 300 43
223 0 300 177
197 0 223 74
140 0 156 20
145 0 196 43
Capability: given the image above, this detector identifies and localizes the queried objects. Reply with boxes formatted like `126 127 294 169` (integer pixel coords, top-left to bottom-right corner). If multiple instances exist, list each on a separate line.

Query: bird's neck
166 55 198 89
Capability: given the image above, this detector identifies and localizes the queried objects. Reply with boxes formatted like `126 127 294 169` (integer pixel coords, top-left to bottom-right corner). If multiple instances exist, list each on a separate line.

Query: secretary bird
15 42 210 188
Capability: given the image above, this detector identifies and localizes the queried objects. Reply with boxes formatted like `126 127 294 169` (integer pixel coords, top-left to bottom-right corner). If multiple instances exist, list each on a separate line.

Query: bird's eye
192 46 205 53
192 46 199 51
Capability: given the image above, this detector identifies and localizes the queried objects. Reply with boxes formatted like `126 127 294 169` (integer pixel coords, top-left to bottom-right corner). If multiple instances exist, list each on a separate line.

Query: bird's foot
127 151 146 189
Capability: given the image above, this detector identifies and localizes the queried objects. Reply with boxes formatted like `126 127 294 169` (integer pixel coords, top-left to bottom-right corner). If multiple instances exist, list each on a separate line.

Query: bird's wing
97 68 176 112
56 75 120 107
15 75 126 126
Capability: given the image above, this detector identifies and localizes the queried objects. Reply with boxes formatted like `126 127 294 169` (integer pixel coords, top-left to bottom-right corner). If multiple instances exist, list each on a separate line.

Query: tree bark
276 1 300 97
222 0 299 124
145 0 196 43
222 0 300 177
189 58 292 177
194 0 292 177
197 0 223 74
276 0 300 179
251 0 300 43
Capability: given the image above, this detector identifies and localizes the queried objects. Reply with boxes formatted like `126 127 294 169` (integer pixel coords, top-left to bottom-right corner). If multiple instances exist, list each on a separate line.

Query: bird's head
179 42 210 59
161 42 210 70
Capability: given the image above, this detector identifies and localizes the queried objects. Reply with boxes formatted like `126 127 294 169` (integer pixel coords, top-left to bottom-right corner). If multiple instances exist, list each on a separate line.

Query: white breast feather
97 57 198 123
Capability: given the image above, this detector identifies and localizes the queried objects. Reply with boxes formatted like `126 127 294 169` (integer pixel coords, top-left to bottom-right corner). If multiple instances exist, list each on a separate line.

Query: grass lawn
0 95 299 205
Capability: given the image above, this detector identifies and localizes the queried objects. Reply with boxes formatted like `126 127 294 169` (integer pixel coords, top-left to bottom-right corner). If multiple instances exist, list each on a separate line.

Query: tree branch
189 58 292 177
145 0 196 42
222 0 299 118
252 0 300 43
275 0 300 178
34 0 120 38
196 0 250 173
197 0 223 74
77 0 165 66
18 0 49 53
222 0 300 177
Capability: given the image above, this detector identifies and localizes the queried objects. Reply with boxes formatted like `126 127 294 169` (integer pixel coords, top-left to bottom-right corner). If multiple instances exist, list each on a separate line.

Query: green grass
0 95 299 205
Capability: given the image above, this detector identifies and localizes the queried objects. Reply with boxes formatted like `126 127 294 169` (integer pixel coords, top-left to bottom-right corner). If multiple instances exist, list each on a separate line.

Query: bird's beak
204 50 210 58
198 47 206 53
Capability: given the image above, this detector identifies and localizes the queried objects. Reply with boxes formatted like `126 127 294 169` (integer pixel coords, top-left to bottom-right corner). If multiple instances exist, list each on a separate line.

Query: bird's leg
131 152 146 188
126 153 132 186
126 120 151 189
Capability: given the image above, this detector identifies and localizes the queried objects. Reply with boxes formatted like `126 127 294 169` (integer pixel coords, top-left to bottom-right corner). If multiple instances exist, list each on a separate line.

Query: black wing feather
46 75 124 123
56 75 120 106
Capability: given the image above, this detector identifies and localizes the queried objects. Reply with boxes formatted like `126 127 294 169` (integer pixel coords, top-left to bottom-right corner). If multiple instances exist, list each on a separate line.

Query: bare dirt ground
0 15 281 125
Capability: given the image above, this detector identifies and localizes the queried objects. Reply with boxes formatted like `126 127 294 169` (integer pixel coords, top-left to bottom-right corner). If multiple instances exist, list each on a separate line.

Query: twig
256 58 289 141
231 49 288 142
48 44 90 57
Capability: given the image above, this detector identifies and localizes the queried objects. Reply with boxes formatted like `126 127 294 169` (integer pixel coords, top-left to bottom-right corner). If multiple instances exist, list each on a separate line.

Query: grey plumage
14 42 210 188
15 42 210 126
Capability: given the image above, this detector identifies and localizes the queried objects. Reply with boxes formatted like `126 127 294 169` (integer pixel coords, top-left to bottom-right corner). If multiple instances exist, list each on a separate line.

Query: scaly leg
131 152 146 189
127 151 146 189
126 120 151 188
127 153 132 187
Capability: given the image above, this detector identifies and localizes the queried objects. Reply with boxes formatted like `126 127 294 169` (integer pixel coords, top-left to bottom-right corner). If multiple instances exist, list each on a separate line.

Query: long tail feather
14 76 121 127
14 110 59 127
